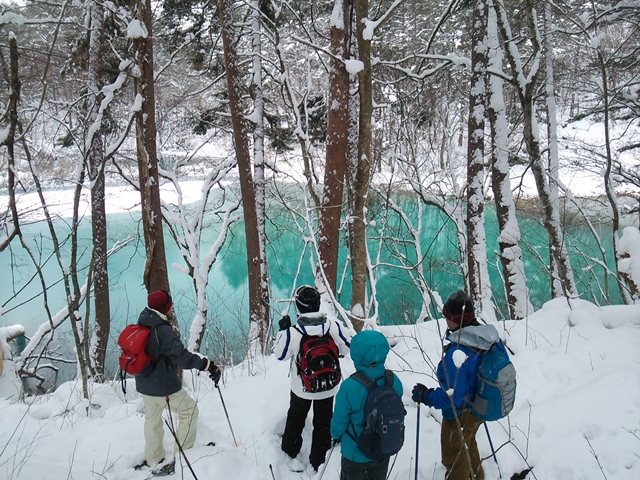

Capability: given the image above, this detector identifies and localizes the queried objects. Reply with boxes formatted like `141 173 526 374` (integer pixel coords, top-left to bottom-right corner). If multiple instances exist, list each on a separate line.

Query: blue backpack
471 342 516 421
349 370 406 461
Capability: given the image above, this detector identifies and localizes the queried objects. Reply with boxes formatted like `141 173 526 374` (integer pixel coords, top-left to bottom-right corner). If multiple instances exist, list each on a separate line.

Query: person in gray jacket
273 285 351 471
134 290 221 477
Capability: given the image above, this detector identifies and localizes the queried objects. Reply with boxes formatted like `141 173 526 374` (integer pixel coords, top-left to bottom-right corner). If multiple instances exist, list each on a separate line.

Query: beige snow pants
142 388 199 464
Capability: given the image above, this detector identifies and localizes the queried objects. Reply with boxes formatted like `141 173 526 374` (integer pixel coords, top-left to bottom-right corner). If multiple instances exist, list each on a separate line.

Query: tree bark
86 0 110 379
488 0 532 319
466 0 494 320
131 0 170 296
318 0 351 294
219 0 269 352
350 0 373 331
0 35 20 252
495 0 577 299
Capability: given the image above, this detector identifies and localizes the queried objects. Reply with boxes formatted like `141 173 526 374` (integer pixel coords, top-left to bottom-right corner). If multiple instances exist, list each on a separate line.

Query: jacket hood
351 330 390 372
297 312 327 327
138 307 169 328
447 323 500 350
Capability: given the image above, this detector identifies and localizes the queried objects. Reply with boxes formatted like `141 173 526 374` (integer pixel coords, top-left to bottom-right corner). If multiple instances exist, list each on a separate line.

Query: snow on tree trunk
350 0 374 332
588 13 633 305
494 0 577 299
1 34 20 252
466 0 495 322
85 0 110 379
250 0 270 354
218 0 269 354
617 227 640 302
488 1 533 319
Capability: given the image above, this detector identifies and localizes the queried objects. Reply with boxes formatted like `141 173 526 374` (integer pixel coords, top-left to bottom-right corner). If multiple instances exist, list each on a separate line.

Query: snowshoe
151 459 175 477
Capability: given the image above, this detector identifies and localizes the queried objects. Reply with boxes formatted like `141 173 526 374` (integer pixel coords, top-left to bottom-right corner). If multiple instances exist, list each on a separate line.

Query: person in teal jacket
330 330 403 480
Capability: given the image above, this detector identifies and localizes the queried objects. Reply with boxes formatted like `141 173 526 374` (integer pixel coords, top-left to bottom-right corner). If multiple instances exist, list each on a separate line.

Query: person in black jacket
134 290 221 476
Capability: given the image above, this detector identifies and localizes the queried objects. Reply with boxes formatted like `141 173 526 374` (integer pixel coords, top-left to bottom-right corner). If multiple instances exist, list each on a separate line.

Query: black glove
412 383 433 404
278 315 291 331
207 362 222 383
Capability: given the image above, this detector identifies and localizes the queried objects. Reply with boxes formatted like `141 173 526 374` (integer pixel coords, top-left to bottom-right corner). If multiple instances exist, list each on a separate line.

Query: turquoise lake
0 196 623 378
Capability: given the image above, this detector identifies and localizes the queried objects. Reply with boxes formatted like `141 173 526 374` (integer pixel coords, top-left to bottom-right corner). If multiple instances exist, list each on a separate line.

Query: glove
278 315 291 331
207 363 222 383
332 438 341 446
412 383 433 404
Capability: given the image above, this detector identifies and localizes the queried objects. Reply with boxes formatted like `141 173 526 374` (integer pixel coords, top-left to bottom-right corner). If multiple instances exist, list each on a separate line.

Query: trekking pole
215 382 239 446
415 403 420 480
165 397 199 479
317 440 337 480
484 422 503 479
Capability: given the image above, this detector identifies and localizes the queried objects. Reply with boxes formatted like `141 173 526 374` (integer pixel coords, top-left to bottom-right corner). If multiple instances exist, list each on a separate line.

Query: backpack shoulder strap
350 371 376 392
384 369 394 386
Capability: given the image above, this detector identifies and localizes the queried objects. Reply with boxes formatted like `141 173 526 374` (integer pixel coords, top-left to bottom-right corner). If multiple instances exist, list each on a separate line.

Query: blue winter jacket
424 323 502 420
330 330 403 463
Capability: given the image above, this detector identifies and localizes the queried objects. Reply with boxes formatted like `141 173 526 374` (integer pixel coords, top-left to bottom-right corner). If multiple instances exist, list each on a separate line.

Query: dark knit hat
442 290 475 326
148 290 173 314
295 285 321 314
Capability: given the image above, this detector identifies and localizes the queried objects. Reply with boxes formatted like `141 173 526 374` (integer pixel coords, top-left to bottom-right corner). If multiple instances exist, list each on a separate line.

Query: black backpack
295 328 341 393
349 370 406 461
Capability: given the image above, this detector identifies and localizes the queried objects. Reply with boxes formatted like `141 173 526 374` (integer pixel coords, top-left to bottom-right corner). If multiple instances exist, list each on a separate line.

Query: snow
1 299 639 479
344 59 364 75
126 19 147 39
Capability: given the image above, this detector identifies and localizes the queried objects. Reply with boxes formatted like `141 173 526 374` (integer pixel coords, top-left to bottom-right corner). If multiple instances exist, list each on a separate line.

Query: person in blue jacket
331 330 403 480
412 290 503 480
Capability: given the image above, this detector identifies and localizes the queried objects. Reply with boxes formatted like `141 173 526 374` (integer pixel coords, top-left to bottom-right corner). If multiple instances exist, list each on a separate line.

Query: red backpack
296 328 341 393
118 324 155 376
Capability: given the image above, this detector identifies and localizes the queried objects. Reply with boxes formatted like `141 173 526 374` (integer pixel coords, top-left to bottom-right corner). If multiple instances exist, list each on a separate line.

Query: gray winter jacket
134 308 208 397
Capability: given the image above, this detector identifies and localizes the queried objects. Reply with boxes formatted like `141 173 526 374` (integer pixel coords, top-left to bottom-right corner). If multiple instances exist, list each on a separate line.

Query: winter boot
151 459 175 476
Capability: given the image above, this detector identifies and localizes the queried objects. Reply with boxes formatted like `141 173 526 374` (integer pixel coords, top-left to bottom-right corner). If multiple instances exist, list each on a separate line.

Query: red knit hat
442 290 475 326
148 290 173 314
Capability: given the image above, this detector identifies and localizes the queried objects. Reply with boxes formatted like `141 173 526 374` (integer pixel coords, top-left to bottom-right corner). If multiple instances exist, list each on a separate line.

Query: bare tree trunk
488 1 532 319
593 32 632 304
466 0 494 320
495 0 577 298
219 0 269 352
86 0 110 379
249 0 270 353
0 35 20 252
131 0 170 296
350 0 373 331
318 0 351 294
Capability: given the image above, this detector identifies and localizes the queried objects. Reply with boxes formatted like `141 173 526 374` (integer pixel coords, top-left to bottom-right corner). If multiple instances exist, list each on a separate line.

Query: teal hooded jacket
330 330 404 463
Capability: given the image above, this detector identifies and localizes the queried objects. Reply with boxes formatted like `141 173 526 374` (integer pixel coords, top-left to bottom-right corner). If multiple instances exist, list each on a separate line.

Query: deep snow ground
1 298 639 480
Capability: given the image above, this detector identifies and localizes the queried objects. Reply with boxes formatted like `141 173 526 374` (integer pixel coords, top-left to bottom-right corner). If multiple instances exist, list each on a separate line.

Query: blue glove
278 315 291 330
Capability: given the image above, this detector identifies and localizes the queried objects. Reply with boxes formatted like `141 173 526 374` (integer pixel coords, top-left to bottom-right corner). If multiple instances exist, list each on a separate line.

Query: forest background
0 0 639 397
